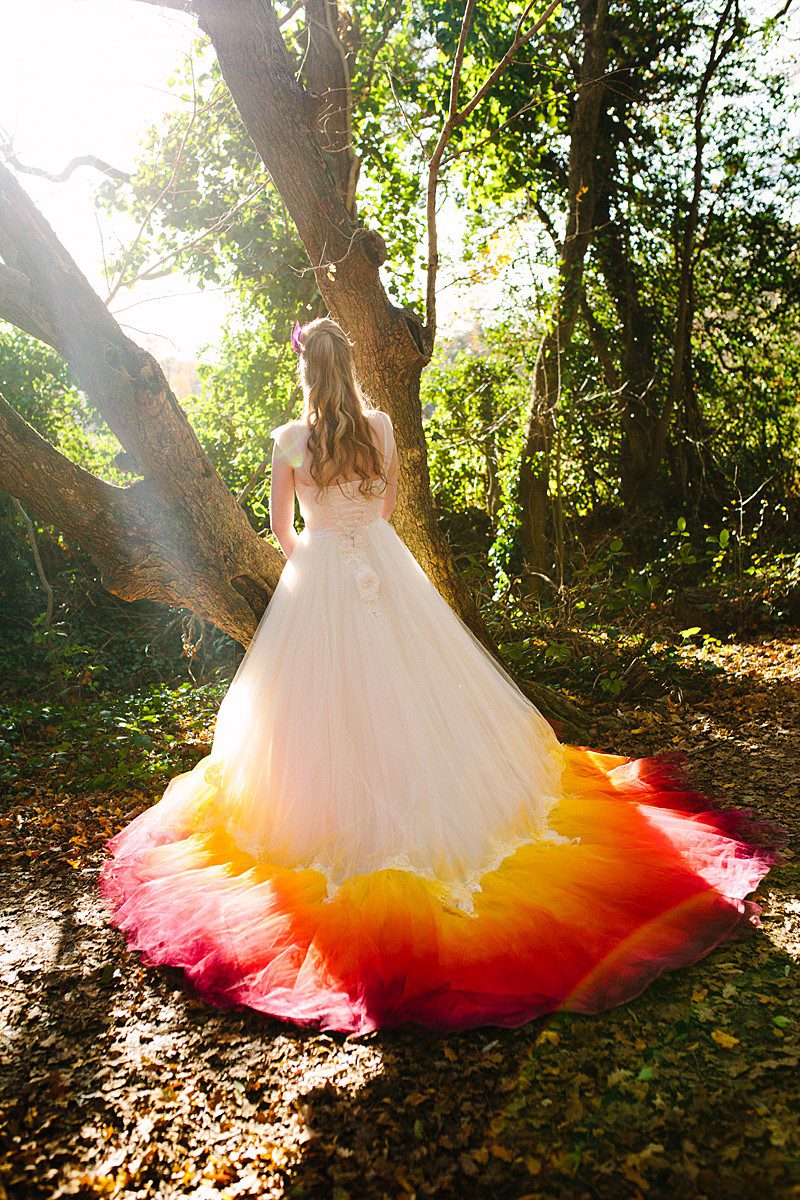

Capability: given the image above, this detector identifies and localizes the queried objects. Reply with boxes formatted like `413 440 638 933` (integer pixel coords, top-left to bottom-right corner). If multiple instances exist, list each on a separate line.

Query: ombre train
102 411 775 1034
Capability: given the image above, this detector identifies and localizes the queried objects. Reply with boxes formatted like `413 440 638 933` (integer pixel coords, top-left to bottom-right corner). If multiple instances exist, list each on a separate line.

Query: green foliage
0 326 121 478
2 0 800 713
97 47 314 330
187 304 302 523
0 573 240 790
0 678 224 790
422 326 527 520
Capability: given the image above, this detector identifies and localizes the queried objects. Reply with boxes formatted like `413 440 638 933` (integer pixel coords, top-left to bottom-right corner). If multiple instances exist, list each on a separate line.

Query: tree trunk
193 0 485 633
667 286 711 509
593 208 663 508
518 360 555 576
517 0 610 575
477 377 501 523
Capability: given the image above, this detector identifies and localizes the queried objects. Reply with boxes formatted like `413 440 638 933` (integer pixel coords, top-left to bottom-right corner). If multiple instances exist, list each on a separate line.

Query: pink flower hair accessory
291 321 305 355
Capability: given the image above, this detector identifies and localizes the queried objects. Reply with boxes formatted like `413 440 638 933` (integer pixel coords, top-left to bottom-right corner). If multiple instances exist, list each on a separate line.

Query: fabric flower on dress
355 562 380 601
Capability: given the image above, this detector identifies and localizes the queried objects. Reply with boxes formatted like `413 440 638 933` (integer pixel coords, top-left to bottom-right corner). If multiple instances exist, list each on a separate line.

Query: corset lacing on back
295 477 387 620
295 476 386 538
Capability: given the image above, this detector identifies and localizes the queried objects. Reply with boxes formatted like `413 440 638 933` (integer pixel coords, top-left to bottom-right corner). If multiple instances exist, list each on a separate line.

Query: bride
102 317 773 1034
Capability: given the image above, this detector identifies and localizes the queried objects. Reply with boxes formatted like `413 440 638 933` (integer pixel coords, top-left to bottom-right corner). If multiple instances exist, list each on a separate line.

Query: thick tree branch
0 391 141 587
193 0 386 308
0 388 284 636
303 0 360 212
0 264 60 348
0 163 284 640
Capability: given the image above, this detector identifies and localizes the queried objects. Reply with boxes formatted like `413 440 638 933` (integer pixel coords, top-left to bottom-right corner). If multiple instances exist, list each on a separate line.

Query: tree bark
302 0 360 211
593 209 663 506
0 392 279 633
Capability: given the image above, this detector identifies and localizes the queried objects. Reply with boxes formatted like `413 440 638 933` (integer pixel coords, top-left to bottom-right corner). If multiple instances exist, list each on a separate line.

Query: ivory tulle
101 416 775 1033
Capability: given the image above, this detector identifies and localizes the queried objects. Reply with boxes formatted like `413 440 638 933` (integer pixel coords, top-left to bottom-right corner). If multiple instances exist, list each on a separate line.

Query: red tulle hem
100 746 777 1034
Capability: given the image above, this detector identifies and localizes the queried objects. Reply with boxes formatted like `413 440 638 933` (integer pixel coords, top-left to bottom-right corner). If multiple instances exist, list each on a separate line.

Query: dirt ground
1 635 798 1199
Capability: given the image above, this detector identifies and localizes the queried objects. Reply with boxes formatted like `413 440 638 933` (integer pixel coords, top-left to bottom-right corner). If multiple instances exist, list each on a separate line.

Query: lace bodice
295 476 386 534
271 412 394 536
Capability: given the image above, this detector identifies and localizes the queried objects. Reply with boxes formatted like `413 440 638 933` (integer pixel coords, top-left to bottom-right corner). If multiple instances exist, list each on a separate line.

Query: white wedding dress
102 410 773 1033
210 411 566 910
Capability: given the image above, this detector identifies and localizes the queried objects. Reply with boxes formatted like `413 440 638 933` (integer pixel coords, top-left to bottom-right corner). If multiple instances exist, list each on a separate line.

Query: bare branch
441 97 539 167
13 499 54 630
424 0 477 346
278 0 304 26
424 0 562 349
458 0 562 125
105 54 199 305
530 197 562 252
385 67 433 162
0 140 131 184
303 0 360 212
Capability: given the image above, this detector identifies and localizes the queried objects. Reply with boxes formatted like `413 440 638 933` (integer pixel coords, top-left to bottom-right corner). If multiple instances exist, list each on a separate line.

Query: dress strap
376 410 395 468
271 422 307 469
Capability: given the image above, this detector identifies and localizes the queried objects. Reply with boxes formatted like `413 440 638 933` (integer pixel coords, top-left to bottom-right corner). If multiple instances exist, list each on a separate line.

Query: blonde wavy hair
298 317 386 495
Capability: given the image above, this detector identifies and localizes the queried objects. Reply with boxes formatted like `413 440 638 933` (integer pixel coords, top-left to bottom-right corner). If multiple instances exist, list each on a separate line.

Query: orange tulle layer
100 747 775 1033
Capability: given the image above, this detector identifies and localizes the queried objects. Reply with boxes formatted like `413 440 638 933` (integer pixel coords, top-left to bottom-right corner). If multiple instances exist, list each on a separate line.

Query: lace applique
309 514 384 620
288 851 436 903
283 799 580 917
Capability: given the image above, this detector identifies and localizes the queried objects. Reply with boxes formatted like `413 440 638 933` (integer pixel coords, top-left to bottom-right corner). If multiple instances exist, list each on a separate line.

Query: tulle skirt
101 518 775 1033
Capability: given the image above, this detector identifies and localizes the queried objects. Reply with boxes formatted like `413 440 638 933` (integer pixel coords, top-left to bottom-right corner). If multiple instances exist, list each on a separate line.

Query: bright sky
0 0 519 364
0 0 227 359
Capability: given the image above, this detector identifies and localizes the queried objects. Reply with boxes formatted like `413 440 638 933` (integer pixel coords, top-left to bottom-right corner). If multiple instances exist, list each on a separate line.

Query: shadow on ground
1 635 798 1199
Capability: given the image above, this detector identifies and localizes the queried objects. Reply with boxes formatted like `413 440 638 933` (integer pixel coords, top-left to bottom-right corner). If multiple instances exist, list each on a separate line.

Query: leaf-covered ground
1 634 798 1199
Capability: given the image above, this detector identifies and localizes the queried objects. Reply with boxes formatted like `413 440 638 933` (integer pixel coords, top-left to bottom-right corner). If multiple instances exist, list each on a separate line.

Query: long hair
298 317 386 495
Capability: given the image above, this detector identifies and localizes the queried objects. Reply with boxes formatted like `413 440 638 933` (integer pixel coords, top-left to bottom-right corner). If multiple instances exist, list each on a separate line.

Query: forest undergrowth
0 574 798 1199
